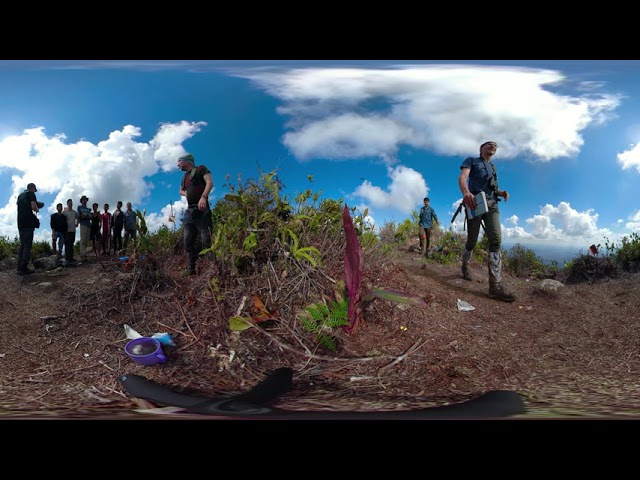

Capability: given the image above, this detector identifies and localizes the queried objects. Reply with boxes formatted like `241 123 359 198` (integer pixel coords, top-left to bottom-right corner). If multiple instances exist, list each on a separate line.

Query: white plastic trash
124 324 143 340
457 299 475 311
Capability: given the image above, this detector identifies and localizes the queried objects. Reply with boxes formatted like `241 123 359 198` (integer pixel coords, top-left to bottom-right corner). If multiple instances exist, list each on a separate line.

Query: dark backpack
17 191 38 229
181 166 207 191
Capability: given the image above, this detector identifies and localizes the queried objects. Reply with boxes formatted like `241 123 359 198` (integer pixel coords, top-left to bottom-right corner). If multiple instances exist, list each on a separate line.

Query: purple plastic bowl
124 337 167 366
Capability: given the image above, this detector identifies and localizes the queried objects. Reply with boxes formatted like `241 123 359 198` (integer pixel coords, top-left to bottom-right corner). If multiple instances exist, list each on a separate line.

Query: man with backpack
16 182 43 275
458 141 514 302
177 153 213 276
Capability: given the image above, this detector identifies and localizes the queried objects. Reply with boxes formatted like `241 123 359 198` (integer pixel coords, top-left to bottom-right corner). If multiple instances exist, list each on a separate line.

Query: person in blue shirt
418 197 439 257
458 141 514 302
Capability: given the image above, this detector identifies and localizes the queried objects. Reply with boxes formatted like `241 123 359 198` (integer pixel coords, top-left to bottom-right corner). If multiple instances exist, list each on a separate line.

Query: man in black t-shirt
90 203 102 256
50 202 67 261
178 153 213 275
16 182 42 275
111 200 125 254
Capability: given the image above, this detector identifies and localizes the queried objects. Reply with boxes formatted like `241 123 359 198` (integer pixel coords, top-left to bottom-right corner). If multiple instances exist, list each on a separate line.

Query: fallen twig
378 338 426 373
9 343 37 355
236 295 247 316
175 300 198 340
25 388 53 404
5 299 17 309
99 360 114 371
157 321 193 338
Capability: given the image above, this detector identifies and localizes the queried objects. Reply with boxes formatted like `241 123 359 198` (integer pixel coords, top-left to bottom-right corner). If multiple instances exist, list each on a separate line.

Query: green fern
283 228 322 267
299 298 349 351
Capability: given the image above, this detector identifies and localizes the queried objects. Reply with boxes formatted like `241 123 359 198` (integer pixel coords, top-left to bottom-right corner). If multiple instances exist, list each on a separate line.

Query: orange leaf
252 293 267 313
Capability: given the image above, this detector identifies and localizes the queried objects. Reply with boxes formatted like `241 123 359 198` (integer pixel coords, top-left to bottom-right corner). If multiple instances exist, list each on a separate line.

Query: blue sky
1 60 639 259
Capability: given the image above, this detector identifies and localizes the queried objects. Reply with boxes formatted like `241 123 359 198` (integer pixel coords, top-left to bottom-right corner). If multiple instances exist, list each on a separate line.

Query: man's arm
458 167 475 209
202 172 213 198
495 188 510 202
197 172 214 210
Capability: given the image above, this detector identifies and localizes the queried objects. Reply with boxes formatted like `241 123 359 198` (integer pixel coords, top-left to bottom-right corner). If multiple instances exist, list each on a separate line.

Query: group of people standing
16 185 139 274
49 197 138 264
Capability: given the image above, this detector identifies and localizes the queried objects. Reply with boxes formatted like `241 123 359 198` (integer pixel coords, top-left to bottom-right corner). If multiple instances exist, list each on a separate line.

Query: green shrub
614 232 640 272
504 243 549 278
596 233 640 273
397 215 419 244
202 170 337 278
0 236 52 260
144 224 181 256
31 239 53 258
430 229 466 265
0 236 19 260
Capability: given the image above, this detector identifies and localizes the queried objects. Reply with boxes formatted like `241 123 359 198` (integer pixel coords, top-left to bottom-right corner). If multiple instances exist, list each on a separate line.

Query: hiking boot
488 283 515 302
461 266 473 281
461 247 473 281
18 268 36 275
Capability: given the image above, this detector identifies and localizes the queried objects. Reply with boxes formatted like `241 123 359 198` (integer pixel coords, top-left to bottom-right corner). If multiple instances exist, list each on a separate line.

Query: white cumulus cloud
237 64 621 163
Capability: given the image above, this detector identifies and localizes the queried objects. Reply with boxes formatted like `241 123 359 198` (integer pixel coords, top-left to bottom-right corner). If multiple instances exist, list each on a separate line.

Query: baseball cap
80 195 89 202
480 141 498 149
27 182 37 192
178 153 195 164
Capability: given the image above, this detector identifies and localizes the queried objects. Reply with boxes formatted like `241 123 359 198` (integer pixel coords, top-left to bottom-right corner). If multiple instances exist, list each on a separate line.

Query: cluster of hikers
49 196 139 265
17 151 213 278
16 183 140 275
17 145 514 302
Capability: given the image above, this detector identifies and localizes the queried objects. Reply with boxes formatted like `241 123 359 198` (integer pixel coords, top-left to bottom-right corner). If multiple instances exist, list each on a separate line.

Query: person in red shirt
100 203 112 255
